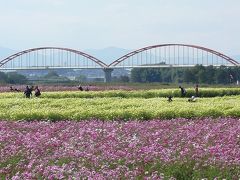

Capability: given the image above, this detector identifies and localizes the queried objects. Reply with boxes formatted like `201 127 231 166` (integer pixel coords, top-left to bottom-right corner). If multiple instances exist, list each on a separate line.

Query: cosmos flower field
1 119 240 179
0 89 240 179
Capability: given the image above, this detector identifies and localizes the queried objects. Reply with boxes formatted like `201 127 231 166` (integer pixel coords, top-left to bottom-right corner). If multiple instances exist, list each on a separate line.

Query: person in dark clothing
78 85 83 91
15 88 21 92
34 86 41 97
30 86 34 92
10 86 21 92
24 86 32 98
167 96 173 102
179 86 186 97
195 84 199 97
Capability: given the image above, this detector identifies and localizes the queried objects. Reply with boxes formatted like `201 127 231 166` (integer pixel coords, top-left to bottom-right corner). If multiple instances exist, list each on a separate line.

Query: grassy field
0 91 240 120
2 88 240 99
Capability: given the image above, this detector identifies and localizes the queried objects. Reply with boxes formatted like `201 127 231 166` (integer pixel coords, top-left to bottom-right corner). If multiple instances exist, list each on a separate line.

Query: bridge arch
0 47 108 69
109 44 239 68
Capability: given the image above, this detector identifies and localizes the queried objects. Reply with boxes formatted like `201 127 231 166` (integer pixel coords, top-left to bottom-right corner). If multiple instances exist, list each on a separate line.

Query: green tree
131 68 142 82
205 66 216 84
161 68 173 82
183 69 195 83
215 66 229 84
197 66 208 84
131 65 239 84
7 72 28 84
144 69 161 82
119 75 130 82
0 72 8 84
44 71 59 78
76 75 87 82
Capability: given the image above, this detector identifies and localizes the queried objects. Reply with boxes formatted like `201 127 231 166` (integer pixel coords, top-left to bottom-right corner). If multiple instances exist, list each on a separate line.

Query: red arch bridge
0 44 239 82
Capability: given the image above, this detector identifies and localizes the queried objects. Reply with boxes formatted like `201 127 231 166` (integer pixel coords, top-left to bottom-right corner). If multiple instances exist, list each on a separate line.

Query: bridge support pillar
103 68 113 83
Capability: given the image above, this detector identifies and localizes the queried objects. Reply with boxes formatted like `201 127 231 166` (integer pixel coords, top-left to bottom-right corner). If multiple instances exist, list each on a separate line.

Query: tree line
131 65 240 84
0 72 28 84
1 66 240 85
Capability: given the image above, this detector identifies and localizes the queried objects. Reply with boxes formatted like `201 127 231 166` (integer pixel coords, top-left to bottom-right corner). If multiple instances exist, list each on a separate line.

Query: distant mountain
85 47 132 65
0 47 17 60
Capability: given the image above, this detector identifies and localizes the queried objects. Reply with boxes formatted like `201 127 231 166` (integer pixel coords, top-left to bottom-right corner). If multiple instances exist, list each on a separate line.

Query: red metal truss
0 47 108 68
108 44 239 67
0 45 238 69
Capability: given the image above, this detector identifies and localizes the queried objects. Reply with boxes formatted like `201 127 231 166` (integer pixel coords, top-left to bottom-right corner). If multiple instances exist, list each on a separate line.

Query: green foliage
0 72 28 84
122 160 240 179
1 92 240 121
41 70 70 83
2 88 240 99
7 72 28 84
44 70 59 78
131 65 240 84
131 68 164 82
76 74 87 82
153 161 240 179
0 155 23 178
112 75 130 82
0 71 8 83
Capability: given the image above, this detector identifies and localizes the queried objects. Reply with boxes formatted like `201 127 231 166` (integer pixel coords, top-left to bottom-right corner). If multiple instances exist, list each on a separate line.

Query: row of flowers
0 118 240 179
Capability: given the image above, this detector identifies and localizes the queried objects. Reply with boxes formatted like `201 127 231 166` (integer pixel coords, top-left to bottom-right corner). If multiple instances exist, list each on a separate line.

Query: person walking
24 86 32 98
167 95 173 102
30 86 34 93
179 86 186 97
78 85 83 91
34 86 41 97
195 84 199 97
10 86 14 91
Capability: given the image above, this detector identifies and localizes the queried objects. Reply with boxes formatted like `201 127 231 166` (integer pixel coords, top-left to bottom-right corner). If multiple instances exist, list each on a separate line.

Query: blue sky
0 0 239 54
